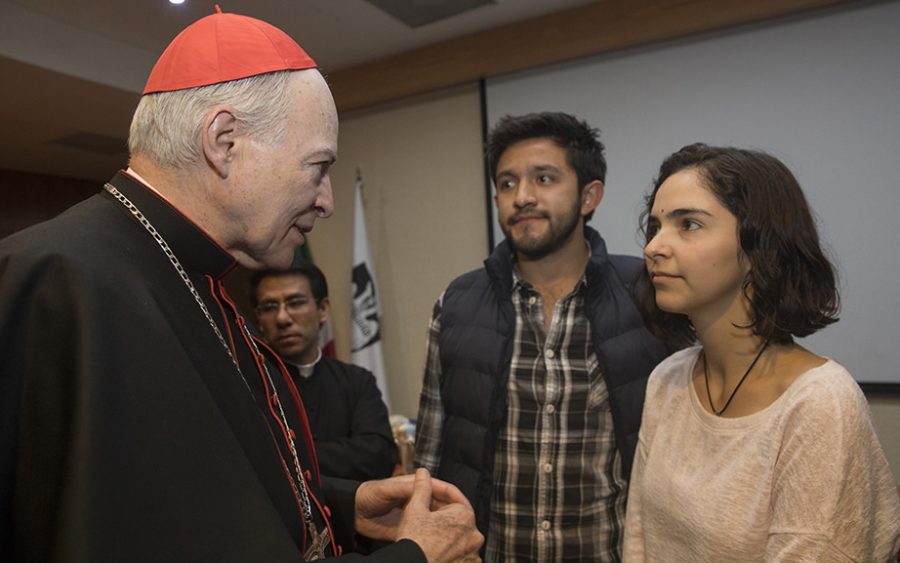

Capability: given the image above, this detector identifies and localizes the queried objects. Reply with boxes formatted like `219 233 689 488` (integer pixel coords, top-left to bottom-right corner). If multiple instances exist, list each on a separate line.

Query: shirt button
544 349 555 359
528 296 537 305
545 404 555 414
541 520 551 530
543 463 553 473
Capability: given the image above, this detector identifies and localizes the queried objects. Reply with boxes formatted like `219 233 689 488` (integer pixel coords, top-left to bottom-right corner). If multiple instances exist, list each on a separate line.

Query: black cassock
0 171 424 562
289 357 397 482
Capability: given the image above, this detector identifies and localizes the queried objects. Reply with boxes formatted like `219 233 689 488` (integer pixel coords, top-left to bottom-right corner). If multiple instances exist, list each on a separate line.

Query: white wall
486 0 900 386
869 395 900 483
311 84 487 418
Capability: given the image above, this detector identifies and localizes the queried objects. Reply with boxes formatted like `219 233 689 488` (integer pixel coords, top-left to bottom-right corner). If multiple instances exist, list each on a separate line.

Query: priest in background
250 261 398 482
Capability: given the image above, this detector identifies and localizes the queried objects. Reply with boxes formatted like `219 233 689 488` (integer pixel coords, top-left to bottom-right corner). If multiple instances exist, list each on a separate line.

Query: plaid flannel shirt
415 270 626 562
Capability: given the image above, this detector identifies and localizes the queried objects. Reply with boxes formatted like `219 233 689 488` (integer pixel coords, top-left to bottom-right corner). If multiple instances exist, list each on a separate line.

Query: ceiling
0 0 595 181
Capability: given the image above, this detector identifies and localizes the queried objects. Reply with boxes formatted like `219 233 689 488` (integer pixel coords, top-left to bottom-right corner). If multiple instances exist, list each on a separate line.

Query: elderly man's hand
355 468 483 562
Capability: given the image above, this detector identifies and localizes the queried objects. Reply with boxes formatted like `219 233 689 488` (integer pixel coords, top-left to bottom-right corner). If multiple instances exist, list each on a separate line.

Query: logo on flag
351 263 380 352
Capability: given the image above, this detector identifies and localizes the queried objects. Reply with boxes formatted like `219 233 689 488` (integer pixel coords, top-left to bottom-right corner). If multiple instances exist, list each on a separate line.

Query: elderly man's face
231 70 338 269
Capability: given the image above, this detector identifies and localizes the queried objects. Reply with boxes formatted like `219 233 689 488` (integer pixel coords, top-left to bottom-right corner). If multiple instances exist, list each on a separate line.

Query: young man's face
255 273 328 365
494 138 590 259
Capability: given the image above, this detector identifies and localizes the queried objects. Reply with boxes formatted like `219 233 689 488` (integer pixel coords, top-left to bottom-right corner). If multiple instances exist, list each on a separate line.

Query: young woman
622 144 900 561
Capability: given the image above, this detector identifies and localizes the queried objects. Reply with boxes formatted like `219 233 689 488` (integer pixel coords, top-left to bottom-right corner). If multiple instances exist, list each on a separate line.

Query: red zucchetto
143 7 316 95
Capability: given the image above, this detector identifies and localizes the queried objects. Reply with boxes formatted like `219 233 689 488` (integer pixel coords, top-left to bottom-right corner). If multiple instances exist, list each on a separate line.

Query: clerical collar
288 348 322 379
125 168 162 197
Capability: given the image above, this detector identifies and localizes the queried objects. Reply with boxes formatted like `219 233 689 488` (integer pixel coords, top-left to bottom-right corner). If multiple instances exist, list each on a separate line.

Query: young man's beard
503 200 583 259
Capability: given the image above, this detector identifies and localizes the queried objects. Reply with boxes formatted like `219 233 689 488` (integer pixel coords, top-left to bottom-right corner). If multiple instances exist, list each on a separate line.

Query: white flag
350 177 391 409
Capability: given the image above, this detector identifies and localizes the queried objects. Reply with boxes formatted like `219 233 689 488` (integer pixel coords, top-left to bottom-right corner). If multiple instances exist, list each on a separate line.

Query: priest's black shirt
290 357 397 481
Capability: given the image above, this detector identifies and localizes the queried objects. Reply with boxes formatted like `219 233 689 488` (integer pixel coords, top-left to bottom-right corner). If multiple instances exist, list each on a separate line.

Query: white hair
128 70 296 168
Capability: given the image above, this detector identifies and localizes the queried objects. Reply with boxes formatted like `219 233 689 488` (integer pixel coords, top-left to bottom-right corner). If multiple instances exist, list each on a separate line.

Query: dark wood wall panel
0 169 98 239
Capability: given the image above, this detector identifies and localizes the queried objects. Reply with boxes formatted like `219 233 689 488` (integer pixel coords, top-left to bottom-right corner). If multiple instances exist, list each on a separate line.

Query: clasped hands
355 468 484 562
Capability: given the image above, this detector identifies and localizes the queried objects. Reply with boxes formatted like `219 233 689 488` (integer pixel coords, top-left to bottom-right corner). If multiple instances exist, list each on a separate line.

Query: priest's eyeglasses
255 296 312 317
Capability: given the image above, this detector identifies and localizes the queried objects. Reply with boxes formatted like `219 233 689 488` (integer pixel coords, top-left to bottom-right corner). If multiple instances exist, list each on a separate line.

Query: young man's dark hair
487 111 607 221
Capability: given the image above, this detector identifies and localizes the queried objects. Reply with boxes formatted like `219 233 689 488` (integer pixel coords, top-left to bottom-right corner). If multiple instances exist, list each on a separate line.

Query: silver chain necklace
104 183 327 557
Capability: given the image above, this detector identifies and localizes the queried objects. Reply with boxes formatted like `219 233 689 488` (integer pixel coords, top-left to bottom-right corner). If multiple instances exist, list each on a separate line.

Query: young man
250 262 397 482
0 10 481 563
415 112 674 561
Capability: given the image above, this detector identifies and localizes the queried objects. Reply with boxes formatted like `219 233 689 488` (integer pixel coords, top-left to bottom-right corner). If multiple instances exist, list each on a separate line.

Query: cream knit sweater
623 347 900 562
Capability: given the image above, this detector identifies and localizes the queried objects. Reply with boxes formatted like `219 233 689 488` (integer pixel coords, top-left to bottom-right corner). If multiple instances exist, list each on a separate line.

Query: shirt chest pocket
586 355 610 411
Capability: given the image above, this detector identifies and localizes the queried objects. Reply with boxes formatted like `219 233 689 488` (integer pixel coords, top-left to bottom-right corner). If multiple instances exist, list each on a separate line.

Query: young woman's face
644 168 750 329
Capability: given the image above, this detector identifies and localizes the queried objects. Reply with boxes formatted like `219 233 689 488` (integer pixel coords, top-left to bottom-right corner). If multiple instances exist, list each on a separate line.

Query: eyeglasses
255 296 315 317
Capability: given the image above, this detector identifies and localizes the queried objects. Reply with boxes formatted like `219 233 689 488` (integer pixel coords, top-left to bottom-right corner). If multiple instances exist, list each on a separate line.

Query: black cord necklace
703 340 770 416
